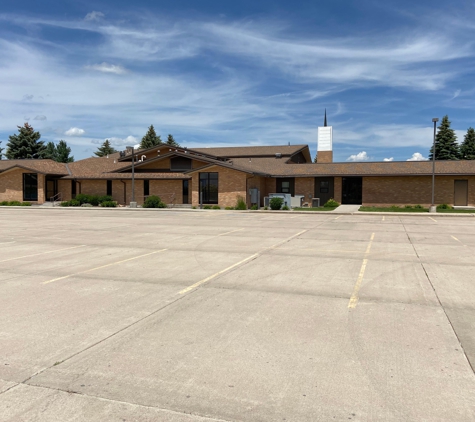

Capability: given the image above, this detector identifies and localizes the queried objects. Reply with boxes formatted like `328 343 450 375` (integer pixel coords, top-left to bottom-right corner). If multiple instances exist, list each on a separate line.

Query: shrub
264 206 268 210
87 195 100 206
212 205 221 210
100 200 117 207
390 205 400 209
323 198 340 208
235 196 247 210
404 205 413 209
21 202 32 206
269 197 284 210
225 206 234 210
74 194 91 205
203 205 212 209
8 201 22 206
60 201 70 207
0 201 9 206
192 206 197 209
282 205 290 210
414 204 424 209
81 203 93 207
98 195 113 204
143 195 166 208
437 203 453 210
69 199 81 206
250 205 258 210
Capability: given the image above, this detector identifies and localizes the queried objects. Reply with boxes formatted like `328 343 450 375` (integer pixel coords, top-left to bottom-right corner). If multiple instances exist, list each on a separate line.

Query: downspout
120 180 126 205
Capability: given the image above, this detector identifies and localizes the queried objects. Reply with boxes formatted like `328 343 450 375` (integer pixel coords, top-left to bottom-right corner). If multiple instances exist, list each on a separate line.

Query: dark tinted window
199 172 218 204
171 156 192 171
23 173 38 201
107 180 112 196
144 180 150 196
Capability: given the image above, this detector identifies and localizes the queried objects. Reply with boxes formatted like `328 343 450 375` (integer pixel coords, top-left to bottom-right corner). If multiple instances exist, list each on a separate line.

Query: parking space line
348 233 375 309
218 228 244 236
179 229 308 294
0 245 86 263
428 217 437 222
334 216 343 220
42 249 167 285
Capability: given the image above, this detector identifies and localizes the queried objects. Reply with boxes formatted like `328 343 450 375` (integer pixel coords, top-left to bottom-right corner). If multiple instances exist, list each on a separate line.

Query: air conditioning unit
312 198 321 207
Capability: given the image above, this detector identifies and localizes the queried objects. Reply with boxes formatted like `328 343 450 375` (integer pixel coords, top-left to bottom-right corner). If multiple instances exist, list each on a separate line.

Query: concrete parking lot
0 208 474 421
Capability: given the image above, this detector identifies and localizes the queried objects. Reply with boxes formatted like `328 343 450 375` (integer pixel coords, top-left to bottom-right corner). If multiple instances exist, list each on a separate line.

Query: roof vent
275 153 282 158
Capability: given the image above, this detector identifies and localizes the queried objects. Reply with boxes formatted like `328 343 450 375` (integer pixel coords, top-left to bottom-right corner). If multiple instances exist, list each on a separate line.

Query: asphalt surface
0 208 474 421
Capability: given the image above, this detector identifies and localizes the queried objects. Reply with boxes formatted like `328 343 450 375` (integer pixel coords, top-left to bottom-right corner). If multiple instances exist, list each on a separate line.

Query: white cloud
86 63 127 75
383 157 394 161
65 127 85 136
407 152 428 161
85 11 104 22
92 136 138 147
347 151 369 162
450 89 461 100
33 115 46 120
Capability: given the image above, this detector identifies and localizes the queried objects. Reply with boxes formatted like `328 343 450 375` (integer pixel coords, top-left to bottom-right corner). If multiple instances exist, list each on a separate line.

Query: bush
390 205 400 209
86 195 100 206
225 206 234 210
235 196 247 210
21 202 32 206
0 201 9 206
75 193 91 205
250 205 258 210
70 199 81 206
81 203 93 207
437 203 453 210
98 195 113 204
192 206 197 209
404 205 413 209
212 205 221 210
282 205 290 210
264 206 268 210
203 205 212 209
8 201 22 206
323 198 340 208
143 195 166 208
60 201 70 207
414 204 424 209
269 197 284 210
100 201 117 207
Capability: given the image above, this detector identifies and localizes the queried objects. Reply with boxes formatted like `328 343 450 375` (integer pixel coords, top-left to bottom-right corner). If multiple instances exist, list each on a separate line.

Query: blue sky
1 0 475 162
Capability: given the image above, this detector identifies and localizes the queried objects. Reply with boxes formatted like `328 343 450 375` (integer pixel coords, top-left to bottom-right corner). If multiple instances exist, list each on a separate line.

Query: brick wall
191 166 248 208
265 178 276 197
149 180 183 204
363 176 475 206
247 175 267 206
295 177 314 205
58 179 72 201
334 177 342 203
318 151 333 163
0 169 45 204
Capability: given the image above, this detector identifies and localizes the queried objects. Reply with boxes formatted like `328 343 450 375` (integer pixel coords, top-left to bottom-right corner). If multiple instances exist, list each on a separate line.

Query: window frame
23 173 38 201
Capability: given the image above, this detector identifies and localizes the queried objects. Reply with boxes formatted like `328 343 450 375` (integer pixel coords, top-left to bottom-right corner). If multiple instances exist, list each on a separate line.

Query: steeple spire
324 109 327 127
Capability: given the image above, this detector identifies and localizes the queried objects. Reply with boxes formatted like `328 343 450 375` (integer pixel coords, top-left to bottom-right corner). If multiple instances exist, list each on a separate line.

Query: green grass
359 206 429 213
437 209 475 213
293 207 338 211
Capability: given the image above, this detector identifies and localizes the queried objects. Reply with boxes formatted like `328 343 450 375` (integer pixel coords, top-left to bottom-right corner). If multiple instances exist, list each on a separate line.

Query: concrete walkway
333 204 360 213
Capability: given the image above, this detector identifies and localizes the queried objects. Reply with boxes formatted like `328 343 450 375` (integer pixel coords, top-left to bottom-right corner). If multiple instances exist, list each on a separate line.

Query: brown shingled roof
62 172 190 180
0 159 68 175
193 144 307 158
66 156 130 178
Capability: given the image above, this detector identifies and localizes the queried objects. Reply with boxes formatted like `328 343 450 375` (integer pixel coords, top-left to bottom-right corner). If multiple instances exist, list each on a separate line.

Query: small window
107 180 112 196
71 180 77 198
281 182 290 193
23 173 38 201
144 180 150 197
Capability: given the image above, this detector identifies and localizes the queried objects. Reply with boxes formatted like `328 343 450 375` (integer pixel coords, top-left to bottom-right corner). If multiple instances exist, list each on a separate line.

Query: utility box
249 188 260 205
312 198 320 207
291 195 305 208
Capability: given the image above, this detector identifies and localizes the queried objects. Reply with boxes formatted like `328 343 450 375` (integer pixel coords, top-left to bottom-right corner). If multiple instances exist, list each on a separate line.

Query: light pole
430 118 439 213
126 146 137 207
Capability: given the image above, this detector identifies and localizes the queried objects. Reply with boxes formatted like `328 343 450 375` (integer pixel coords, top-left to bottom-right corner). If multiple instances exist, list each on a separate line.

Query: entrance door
342 177 363 204
45 178 58 201
314 177 334 205
454 180 468 206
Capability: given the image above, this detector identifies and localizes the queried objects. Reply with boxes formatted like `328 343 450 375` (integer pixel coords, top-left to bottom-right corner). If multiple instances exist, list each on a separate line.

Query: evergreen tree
56 140 74 162
313 153 318 163
166 134 180 147
94 140 117 157
44 141 58 161
0 141 4 160
140 125 162 149
429 115 460 160
460 127 475 160
6 123 47 159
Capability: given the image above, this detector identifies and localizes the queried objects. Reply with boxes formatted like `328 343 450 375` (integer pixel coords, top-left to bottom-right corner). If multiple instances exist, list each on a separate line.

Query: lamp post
429 118 439 213
126 146 137 208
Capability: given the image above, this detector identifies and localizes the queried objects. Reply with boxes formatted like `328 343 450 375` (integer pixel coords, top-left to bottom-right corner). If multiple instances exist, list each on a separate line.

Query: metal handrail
50 192 62 206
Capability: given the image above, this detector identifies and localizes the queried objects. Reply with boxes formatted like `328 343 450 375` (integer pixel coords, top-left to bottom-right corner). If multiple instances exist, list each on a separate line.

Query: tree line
430 115 475 160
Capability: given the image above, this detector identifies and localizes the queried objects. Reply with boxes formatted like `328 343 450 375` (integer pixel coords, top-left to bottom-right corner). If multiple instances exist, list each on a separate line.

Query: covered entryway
45 176 59 202
314 177 334 205
342 177 362 204
454 180 468 206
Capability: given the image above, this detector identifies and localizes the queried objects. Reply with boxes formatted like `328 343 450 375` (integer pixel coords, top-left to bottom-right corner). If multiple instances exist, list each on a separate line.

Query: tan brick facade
334 177 342 203
0 169 45 204
362 176 475 206
317 151 333 163
295 177 314 205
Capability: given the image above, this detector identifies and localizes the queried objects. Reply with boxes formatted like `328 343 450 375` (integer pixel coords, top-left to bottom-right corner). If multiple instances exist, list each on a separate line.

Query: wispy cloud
85 11 104 22
86 63 127 74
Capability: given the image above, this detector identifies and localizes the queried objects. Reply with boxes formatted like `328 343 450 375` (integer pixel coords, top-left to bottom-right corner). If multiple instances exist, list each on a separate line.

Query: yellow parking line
451 235 460 242
334 216 343 220
428 217 437 222
348 233 375 309
179 229 307 294
42 249 167 284
0 245 86 263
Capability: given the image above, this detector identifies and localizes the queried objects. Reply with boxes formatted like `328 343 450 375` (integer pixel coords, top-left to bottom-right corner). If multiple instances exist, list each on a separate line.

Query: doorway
314 177 334 205
342 177 363 204
45 177 58 201
454 180 468 206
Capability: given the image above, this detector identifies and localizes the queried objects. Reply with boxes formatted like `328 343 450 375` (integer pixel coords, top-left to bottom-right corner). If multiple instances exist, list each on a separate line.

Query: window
183 180 189 204
107 180 112 196
71 180 77 198
320 181 329 194
199 172 218 204
144 180 150 197
171 156 192 171
277 178 295 196
23 173 38 201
